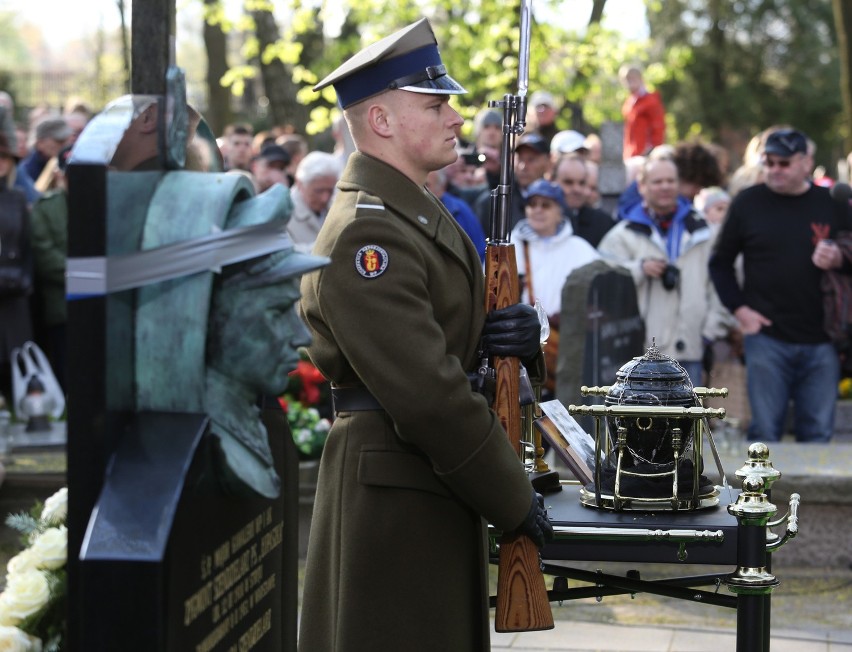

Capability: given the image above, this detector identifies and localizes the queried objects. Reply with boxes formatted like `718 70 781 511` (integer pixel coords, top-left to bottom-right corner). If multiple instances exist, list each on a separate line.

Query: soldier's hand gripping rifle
483 0 555 633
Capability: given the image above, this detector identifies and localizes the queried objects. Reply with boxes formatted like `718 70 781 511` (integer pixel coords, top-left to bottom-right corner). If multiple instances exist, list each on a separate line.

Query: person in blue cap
299 18 552 652
511 179 600 394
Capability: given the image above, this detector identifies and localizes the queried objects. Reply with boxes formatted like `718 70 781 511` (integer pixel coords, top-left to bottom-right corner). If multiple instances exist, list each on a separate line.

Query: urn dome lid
614 342 690 384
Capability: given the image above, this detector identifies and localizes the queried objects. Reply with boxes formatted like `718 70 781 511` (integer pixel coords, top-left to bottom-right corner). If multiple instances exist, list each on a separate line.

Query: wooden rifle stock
485 244 554 632
484 0 552 632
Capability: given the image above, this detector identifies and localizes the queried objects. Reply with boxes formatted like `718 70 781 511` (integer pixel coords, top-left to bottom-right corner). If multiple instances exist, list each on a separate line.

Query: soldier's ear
366 102 393 139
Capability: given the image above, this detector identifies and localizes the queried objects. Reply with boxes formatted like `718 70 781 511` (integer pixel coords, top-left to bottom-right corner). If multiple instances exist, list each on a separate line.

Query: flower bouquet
281 398 331 459
0 487 68 652
285 359 329 409
280 356 332 459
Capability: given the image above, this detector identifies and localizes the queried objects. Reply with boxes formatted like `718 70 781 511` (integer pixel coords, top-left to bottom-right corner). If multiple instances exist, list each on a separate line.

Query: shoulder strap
354 191 385 218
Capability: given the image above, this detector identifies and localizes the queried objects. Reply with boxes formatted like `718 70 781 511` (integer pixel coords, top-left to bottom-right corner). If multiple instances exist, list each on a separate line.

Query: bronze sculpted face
207 273 309 395
205 242 326 499
203 185 329 499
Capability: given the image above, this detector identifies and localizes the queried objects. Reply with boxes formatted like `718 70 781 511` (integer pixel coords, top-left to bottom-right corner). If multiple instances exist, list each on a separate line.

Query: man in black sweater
709 128 852 442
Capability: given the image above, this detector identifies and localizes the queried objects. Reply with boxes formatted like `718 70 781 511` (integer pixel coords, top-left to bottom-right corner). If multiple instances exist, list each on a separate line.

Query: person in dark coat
29 145 72 389
0 132 34 404
298 19 552 652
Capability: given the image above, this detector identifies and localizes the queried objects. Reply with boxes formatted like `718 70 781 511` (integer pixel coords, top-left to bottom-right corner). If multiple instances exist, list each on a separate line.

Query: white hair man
287 151 342 252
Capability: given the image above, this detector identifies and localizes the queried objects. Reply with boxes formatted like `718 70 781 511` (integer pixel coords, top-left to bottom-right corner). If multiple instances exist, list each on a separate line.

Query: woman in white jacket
512 179 601 319
511 179 600 393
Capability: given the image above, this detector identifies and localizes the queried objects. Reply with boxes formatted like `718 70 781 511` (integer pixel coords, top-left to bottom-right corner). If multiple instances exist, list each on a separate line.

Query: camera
661 264 680 291
461 148 486 167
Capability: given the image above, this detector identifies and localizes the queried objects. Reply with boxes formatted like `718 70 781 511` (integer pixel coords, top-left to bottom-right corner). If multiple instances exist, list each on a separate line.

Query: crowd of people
0 94 84 403
1 53 850 448
426 68 851 447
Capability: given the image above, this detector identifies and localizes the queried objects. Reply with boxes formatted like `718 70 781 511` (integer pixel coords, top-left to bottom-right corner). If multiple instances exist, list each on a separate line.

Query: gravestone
556 260 645 434
65 83 326 651
597 120 626 215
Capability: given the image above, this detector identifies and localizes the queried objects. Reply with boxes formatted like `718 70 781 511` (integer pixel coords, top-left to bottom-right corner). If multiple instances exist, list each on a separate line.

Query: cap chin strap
387 64 447 90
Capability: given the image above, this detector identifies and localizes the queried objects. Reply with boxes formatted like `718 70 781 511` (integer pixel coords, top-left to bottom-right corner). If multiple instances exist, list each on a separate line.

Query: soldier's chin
441 151 459 168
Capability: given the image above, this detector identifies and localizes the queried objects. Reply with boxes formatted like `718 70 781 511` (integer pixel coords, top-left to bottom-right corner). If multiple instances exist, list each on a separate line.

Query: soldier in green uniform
298 18 552 652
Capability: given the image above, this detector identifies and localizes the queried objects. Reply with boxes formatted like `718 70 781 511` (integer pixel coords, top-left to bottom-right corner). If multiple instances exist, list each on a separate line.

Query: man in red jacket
619 64 666 161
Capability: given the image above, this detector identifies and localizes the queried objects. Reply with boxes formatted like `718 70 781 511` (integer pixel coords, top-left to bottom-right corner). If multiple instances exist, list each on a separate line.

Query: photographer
599 157 725 385
443 144 488 209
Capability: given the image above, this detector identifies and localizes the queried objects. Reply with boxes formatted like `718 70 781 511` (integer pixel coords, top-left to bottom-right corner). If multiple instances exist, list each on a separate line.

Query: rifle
485 0 555 633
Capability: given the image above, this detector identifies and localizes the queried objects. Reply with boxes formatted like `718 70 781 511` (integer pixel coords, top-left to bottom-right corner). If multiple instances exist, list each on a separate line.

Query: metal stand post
735 442 781 652
726 473 779 652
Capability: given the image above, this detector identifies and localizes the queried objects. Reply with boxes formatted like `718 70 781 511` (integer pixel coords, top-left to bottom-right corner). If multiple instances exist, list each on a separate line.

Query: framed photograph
534 414 595 485
538 400 600 464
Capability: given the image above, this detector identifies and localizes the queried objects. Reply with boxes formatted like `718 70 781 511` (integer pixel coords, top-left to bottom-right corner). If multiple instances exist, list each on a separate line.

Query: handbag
0 264 32 297
11 342 66 419
822 231 852 376
522 240 559 393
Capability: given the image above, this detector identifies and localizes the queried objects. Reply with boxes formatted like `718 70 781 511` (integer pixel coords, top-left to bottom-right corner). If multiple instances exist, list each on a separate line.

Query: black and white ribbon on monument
66 219 293 298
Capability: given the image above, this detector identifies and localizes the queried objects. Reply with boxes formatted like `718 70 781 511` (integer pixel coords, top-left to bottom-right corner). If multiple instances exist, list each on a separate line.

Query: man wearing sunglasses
709 128 852 443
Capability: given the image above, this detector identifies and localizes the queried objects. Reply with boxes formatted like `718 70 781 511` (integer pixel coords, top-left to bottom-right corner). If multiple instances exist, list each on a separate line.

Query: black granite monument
556 260 646 433
64 66 324 650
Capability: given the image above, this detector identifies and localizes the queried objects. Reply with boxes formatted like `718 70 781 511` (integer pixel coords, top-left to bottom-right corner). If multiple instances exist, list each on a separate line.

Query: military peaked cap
314 18 466 109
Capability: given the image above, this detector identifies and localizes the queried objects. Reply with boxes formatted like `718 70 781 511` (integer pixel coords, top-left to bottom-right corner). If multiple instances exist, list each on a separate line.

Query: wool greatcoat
298 152 535 652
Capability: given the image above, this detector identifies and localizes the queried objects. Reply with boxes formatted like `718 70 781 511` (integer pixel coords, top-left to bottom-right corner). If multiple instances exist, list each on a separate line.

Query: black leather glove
481 303 541 362
516 491 553 549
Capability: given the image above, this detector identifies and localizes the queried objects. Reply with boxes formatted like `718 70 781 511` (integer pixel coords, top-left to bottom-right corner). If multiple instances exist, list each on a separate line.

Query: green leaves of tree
203 0 847 162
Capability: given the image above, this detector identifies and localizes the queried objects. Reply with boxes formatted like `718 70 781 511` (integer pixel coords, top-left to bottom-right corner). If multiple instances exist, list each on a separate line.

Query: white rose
0 625 41 652
0 571 50 626
29 527 66 571
40 488 67 525
5 550 39 582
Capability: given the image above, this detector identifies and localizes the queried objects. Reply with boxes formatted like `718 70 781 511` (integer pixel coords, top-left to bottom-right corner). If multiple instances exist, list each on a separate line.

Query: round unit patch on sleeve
354 245 389 278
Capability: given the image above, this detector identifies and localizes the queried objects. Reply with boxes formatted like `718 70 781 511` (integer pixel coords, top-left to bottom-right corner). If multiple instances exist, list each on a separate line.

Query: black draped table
491 481 784 652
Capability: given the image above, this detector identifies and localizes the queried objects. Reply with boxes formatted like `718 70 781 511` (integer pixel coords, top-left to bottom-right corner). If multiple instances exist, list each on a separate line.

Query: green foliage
647 0 843 165
5 510 42 545
220 64 257 98
200 0 655 135
0 10 31 68
253 0 666 137
200 0 846 163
